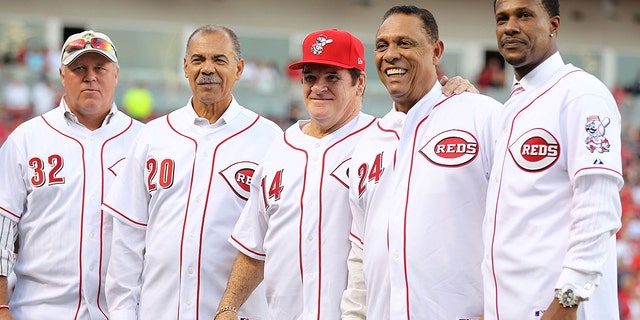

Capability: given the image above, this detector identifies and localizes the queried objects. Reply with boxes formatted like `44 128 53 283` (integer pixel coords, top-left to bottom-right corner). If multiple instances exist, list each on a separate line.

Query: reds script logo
509 128 560 172
219 161 258 200
419 129 478 167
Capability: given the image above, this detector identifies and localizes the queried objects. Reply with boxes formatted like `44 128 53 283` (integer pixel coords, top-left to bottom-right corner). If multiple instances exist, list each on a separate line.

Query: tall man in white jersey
483 1 623 319
341 5 501 319
0 30 143 319
102 25 281 319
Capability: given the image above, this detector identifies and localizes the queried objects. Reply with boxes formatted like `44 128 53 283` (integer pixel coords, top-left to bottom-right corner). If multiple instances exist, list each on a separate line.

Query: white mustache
197 75 221 84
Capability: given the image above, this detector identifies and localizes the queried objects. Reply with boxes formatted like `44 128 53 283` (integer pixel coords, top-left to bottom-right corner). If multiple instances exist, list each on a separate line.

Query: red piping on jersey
402 96 452 319
166 114 199 319
282 130 309 301
102 203 147 227
41 115 86 320
489 70 582 320
284 117 375 320
0 206 19 220
198 114 262 320
97 117 134 319
107 157 125 176
376 119 401 170
350 232 364 246
230 235 266 257
376 119 401 140
315 117 374 320
575 166 622 178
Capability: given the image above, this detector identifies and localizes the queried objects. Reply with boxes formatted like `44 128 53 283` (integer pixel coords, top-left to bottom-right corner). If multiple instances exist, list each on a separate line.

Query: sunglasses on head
64 37 114 54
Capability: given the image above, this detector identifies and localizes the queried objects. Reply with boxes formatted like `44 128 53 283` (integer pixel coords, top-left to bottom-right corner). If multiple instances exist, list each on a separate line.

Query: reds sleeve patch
419 129 478 167
219 161 258 200
584 115 611 153
509 128 560 172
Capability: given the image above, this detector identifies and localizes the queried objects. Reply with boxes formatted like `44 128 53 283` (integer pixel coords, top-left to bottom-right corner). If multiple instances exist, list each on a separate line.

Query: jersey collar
60 98 117 128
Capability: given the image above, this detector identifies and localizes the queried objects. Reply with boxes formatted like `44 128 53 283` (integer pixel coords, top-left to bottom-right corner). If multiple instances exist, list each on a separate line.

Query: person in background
102 24 281 319
31 75 59 116
122 81 154 122
483 0 623 319
2 75 31 126
0 30 142 320
476 55 506 91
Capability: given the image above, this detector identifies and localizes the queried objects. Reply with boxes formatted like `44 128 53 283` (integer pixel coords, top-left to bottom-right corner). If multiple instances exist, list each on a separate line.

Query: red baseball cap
288 29 365 71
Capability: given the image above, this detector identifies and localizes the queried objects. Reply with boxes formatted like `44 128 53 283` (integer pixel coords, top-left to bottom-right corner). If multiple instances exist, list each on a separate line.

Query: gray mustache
197 75 221 84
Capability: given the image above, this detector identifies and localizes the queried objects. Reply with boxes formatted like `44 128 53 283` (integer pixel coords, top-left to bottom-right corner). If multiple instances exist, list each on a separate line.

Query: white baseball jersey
230 113 376 320
482 53 623 320
350 82 500 319
102 99 281 320
0 101 142 320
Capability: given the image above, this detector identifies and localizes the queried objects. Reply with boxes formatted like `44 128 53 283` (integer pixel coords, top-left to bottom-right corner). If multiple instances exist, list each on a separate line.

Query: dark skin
495 0 559 81
374 13 444 114
495 1 574 319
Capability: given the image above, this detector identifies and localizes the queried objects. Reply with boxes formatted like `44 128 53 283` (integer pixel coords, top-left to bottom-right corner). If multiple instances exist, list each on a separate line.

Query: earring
550 34 554 37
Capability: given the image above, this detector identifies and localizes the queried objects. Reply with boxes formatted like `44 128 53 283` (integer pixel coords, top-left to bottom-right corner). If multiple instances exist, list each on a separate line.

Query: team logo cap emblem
288 29 365 71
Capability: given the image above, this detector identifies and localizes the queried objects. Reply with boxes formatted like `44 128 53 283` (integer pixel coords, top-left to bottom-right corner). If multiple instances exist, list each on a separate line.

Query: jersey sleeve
105 217 146 319
0 215 17 277
340 242 367 319
0 135 28 221
102 134 150 228
228 165 268 260
349 186 364 248
564 90 623 184
559 83 623 298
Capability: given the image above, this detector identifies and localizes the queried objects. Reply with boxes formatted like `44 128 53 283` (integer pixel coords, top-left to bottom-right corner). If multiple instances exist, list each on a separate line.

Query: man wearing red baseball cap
215 27 477 319
215 28 375 320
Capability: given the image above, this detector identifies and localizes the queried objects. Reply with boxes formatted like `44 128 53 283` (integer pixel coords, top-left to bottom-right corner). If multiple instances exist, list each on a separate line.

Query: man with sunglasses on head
0 30 143 319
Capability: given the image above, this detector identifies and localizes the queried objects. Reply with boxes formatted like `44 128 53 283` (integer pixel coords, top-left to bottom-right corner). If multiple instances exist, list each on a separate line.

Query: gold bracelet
215 305 238 316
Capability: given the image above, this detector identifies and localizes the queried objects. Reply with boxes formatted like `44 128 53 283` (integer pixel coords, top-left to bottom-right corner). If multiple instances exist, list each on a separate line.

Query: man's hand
541 299 577 320
440 75 479 96
0 308 14 320
214 310 238 320
0 276 13 320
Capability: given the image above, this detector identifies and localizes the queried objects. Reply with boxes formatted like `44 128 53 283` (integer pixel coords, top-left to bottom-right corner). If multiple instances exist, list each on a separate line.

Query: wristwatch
555 288 584 308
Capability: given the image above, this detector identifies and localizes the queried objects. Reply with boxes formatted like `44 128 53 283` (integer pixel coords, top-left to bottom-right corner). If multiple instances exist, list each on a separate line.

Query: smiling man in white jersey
341 5 502 320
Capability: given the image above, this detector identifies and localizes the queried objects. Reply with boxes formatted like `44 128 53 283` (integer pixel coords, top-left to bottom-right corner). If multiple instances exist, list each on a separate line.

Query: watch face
561 289 575 307
558 288 580 308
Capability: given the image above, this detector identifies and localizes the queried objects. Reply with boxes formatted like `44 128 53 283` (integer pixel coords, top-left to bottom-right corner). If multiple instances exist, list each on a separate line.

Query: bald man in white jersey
102 25 281 319
0 30 143 319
